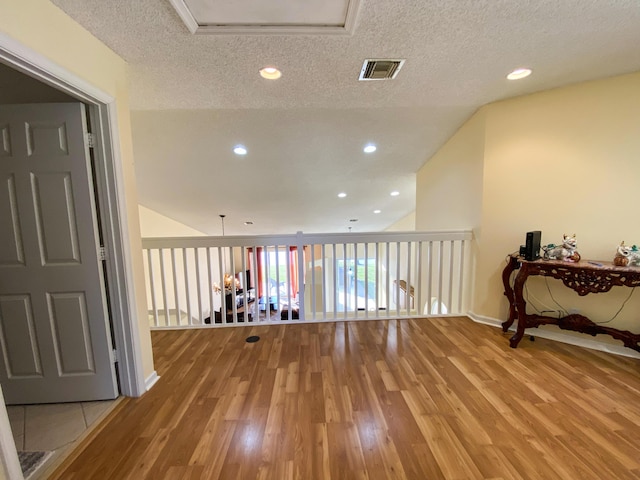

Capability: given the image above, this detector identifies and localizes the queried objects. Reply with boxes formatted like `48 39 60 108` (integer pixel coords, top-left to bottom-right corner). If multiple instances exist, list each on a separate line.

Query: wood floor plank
50 318 640 479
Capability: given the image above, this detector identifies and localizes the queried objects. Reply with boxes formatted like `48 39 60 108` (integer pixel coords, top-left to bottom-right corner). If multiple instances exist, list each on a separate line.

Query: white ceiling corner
169 0 361 35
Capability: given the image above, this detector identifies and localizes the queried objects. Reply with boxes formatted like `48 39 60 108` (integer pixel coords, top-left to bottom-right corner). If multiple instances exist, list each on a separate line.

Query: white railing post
170 248 180 326
147 249 159 327
251 246 260 322
375 243 380 312
183 249 193 325
352 242 357 319
321 244 327 321
240 246 248 324
206 248 213 325
195 248 203 325
438 241 444 315
458 239 465 313
218 247 225 322
273 245 280 321
427 241 433 314
262 243 271 323
334 244 339 317
406 241 412 312
285 244 292 322
416 241 423 316
342 243 348 318
395 242 401 317
296 231 306 322
385 242 390 317
159 248 169 327
364 243 369 319
310 242 316 320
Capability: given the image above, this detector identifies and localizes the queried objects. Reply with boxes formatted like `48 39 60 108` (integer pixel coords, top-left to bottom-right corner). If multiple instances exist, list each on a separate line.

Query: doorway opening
0 34 146 479
0 61 120 478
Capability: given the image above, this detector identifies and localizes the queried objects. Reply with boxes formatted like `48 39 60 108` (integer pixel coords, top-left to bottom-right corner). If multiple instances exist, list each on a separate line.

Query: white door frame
0 30 147 479
0 32 145 398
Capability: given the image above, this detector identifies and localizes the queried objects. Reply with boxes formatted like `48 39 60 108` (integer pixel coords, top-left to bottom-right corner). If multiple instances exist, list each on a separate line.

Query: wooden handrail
394 279 414 298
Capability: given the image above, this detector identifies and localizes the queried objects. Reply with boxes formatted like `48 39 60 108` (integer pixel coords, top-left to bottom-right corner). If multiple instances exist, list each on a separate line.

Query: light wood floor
51 317 640 479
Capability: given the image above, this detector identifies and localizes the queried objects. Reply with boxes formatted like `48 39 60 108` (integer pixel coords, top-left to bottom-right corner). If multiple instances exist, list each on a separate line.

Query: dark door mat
18 450 52 478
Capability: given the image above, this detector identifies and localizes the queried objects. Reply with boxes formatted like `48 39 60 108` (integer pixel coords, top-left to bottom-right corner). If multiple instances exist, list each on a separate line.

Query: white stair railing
141 230 472 329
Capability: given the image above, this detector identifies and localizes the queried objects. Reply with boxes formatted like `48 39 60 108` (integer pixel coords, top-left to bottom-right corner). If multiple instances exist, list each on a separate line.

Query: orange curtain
247 247 264 297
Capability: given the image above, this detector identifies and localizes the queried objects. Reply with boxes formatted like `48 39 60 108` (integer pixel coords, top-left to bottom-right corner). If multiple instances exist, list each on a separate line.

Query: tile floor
7 400 116 453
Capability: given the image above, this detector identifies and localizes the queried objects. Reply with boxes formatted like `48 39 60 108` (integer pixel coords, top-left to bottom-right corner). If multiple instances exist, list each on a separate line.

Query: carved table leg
509 265 529 348
502 255 519 332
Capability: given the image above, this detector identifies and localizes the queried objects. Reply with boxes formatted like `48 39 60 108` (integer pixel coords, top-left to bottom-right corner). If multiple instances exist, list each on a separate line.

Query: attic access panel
169 0 361 35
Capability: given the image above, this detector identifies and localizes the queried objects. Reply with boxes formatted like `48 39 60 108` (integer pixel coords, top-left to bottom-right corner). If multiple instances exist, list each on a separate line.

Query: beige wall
415 111 485 232
0 0 155 377
417 71 640 335
478 72 640 331
385 211 416 231
415 109 485 314
139 205 206 237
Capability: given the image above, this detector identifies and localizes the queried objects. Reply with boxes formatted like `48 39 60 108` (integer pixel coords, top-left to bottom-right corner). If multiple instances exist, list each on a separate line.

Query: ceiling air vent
359 59 405 81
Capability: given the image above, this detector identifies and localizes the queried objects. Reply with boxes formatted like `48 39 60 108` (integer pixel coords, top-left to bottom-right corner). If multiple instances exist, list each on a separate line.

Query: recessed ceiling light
350 219 358 222
233 145 247 155
244 221 253 225
259 66 282 80
390 191 400 196
373 209 381 214
363 144 377 153
338 192 347 198
507 68 532 80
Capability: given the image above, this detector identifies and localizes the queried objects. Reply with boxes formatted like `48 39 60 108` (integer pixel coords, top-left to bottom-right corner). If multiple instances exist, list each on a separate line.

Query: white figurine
614 241 640 267
542 234 581 262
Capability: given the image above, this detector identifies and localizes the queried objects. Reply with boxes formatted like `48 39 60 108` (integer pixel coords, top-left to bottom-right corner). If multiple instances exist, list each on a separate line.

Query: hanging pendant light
219 214 226 236
213 214 239 294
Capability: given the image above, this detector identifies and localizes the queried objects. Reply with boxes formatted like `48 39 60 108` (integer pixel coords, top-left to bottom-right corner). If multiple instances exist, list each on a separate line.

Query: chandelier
213 273 240 294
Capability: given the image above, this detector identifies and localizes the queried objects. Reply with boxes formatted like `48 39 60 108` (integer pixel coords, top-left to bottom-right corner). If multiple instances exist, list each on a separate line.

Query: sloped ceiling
50 0 640 235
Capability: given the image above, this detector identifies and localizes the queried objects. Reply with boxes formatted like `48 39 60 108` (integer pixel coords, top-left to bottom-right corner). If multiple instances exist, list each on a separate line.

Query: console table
502 254 640 352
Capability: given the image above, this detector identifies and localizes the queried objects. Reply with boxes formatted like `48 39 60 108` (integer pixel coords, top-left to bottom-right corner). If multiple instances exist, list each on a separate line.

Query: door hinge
112 348 119 364
99 245 106 261
86 132 96 148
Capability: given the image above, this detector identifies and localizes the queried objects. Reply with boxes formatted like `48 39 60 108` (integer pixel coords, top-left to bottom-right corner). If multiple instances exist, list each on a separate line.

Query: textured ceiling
50 0 640 235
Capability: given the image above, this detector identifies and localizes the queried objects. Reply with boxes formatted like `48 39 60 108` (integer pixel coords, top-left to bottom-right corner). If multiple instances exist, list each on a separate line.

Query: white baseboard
466 312 506 329
145 371 160 391
467 311 640 360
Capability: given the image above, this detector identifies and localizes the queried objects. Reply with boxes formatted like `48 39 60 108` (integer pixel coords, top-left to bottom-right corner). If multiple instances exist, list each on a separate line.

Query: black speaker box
524 231 541 260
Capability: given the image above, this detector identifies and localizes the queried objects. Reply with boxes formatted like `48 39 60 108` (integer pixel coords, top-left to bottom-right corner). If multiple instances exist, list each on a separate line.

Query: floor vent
359 59 405 81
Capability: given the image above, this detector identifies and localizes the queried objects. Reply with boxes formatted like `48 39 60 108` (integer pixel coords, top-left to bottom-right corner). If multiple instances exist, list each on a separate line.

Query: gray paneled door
0 103 118 404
